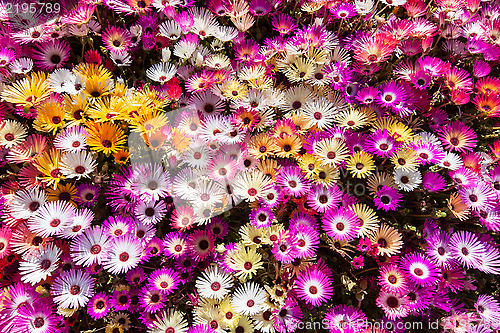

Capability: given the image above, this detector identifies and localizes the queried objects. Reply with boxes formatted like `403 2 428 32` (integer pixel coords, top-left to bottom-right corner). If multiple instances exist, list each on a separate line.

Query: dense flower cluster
1 0 500 332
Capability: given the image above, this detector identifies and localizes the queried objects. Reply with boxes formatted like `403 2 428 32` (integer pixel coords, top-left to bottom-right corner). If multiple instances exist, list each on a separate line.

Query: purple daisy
74 183 100 207
102 215 134 239
163 231 188 258
400 252 441 287
449 166 480 187
15 299 58 333
87 292 111 320
272 232 300 263
32 39 71 70
376 82 408 110
187 230 215 262
475 295 500 326
139 285 167 313
126 267 147 287
206 217 229 239
406 286 434 315
425 230 456 268
376 291 410 320
374 186 403 212
289 212 319 231
249 205 275 229
437 120 478 153
272 296 303 333
422 172 447 192
322 207 361 241
110 289 130 311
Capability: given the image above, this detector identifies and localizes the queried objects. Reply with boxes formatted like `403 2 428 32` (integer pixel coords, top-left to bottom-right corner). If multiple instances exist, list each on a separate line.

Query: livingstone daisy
323 207 361 241
231 282 268 316
103 235 143 274
399 252 440 287
51 269 95 308
195 266 233 300
294 267 333 306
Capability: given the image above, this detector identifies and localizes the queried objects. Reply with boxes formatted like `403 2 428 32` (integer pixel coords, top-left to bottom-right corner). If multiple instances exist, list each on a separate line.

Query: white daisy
302 97 338 130
48 68 77 94
183 142 214 169
159 20 182 40
103 235 143 274
9 57 33 74
150 310 189 333
190 91 225 116
8 188 46 220
70 226 109 267
188 179 225 208
172 168 201 200
59 151 97 179
0 120 28 148
30 201 76 237
146 62 177 82
196 266 234 299
111 51 132 66
393 168 422 191
131 164 171 202
439 151 463 170
134 199 167 225
51 270 95 308
233 170 272 203
215 26 239 42
231 282 268 316
53 126 88 153
61 208 94 239
19 242 61 284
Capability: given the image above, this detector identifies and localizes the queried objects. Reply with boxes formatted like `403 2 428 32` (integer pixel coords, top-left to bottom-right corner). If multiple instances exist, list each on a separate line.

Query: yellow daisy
86 122 127 155
346 151 375 178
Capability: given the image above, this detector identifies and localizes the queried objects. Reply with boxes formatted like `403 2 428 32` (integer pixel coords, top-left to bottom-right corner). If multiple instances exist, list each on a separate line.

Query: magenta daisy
322 207 361 241
324 305 368 333
276 166 311 197
32 39 71 71
378 264 408 295
148 268 181 295
294 268 333 306
249 205 275 229
51 269 95 308
292 224 320 259
376 291 410 320
450 231 486 269
409 139 445 166
187 230 215 261
102 26 133 54
87 292 111 320
374 186 403 212
306 184 341 213
422 172 447 192
399 252 440 287
366 129 400 158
